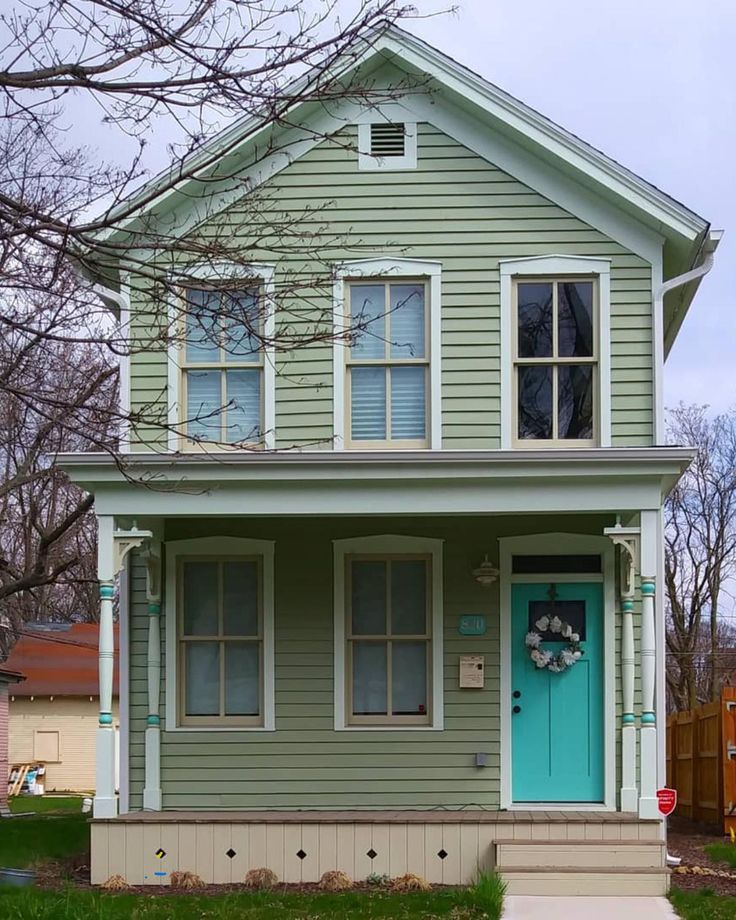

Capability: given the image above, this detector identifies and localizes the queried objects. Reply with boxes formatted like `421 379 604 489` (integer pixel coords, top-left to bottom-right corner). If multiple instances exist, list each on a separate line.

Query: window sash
345 554 432 725
345 279 430 447
177 556 264 726
512 277 598 445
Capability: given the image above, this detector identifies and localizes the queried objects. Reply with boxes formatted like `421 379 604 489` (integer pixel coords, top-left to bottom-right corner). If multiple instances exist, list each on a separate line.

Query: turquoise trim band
622 713 636 726
99 713 113 725
99 584 115 600
641 711 656 725
148 602 161 615
641 580 656 597
622 598 635 613
147 715 160 726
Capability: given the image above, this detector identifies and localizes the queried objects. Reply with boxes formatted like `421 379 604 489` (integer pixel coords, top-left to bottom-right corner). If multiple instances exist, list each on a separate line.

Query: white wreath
525 614 582 673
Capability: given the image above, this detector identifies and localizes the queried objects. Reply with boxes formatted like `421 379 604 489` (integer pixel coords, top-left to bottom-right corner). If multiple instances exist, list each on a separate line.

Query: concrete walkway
502 896 679 919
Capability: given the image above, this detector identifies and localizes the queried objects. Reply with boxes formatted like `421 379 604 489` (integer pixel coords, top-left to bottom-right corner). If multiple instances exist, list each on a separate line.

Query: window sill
165 725 275 733
335 723 443 732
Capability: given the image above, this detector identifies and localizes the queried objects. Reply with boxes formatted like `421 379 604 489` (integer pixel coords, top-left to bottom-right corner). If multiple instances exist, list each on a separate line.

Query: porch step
499 867 670 897
495 839 666 869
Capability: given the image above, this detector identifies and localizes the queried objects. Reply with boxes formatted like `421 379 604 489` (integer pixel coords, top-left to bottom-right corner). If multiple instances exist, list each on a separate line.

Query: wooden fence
667 687 736 833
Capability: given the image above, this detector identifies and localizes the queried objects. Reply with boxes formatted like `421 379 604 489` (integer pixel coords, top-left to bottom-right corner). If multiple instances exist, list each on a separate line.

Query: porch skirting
90 810 668 895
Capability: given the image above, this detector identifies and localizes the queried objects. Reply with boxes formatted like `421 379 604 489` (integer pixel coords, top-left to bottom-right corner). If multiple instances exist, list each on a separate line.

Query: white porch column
620 595 638 812
639 509 659 819
143 541 162 811
95 515 118 818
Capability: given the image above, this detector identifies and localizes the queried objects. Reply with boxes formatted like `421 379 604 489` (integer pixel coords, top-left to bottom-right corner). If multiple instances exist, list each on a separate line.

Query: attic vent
370 122 406 157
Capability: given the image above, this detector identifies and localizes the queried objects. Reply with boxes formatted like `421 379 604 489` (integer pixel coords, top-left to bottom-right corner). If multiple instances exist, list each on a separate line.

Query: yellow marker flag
730 827 735 845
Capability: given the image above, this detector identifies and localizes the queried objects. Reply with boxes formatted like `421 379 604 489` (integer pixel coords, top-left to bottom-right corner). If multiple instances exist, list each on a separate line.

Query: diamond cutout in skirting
155 848 166 859
226 849 236 859
297 849 307 860
438 849 448 860
367 848 377 860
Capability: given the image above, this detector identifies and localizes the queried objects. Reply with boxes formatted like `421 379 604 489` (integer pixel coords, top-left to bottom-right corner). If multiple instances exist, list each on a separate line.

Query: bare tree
665 404 736 710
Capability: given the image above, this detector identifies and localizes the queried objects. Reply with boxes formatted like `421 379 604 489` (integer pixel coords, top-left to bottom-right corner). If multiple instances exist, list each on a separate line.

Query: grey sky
412 0 735 414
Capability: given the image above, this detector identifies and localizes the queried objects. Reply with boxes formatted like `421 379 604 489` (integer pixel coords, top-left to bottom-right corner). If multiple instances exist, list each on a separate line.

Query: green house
60 24 719 896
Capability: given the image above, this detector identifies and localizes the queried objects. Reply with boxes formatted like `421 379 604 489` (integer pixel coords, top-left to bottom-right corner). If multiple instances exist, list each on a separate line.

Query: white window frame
333 534 444 731
333 258 442 450
500 255 611 450
358 122 417 171
164 536 275 732
167 262 276 451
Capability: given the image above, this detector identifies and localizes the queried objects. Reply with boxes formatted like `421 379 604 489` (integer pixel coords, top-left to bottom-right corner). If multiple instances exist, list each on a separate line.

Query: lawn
672 888 736 919
9 796 85 815
705 843 736 869
0 814 89 869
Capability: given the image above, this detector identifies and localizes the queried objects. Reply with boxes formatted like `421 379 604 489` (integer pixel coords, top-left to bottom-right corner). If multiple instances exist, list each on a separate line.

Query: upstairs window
346 280 429 447
513 278 597 445
181 287 264 447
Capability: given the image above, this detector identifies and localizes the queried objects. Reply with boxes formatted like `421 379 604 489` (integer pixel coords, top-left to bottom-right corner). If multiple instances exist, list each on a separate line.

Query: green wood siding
127 123 654 451
126 514 621 811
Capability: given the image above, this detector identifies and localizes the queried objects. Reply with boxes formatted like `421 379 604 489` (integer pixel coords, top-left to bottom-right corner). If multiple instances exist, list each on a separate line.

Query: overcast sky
411 0 735 414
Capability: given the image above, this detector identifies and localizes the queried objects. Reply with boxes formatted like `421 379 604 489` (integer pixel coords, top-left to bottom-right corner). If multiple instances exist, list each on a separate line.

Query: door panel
511 581 604 803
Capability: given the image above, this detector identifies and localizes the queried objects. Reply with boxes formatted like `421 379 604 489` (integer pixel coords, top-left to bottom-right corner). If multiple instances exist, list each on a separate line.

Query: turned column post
142 541 162 811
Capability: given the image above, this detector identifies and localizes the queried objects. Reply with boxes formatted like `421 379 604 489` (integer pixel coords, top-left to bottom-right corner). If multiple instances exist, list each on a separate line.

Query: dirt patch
669 816 736 896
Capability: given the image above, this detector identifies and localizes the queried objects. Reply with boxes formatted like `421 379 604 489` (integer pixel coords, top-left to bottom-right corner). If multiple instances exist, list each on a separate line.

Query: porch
90 808 668 893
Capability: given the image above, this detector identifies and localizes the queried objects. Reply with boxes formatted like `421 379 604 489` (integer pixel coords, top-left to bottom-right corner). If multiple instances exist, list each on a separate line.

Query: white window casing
333 534 444 731
167 262 276 451
500 255 611 450
358 122 417 171
164 536 275 732
333 258 442 450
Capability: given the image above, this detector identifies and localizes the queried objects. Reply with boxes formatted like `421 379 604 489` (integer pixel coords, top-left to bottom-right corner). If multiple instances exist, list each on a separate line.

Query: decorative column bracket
113 524 154 577
604 522 640 598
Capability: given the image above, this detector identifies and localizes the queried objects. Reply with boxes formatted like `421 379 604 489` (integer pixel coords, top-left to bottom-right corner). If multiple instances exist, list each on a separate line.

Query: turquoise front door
511 581 604 803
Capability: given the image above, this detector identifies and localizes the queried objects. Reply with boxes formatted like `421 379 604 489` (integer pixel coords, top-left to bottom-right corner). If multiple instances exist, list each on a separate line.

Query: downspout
92 281 132 451
657 234 719 301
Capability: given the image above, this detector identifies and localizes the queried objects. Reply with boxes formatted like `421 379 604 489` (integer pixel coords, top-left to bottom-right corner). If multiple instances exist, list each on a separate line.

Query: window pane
223 561 259 635
352 642 387 714
182 562 218 635
389 284 425 358
517 282 553 357
351 560 387 634
558 282 594 357
185 289 220 363
224 642 260 716
351 367 386 440
186 369 222 441
391 560 427 634
392 641 427 716
223 289 262 363
185 642 219 716
558 365 594 439
390 366 426 440
226 369 261 443
350 284 386 358
518 365 553 439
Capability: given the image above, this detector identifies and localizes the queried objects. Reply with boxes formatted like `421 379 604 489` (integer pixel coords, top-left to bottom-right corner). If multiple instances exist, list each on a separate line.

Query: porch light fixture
473 555 499 587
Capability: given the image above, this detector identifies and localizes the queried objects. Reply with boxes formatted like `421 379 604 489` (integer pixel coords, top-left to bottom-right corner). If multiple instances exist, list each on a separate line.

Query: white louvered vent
370 123 406 158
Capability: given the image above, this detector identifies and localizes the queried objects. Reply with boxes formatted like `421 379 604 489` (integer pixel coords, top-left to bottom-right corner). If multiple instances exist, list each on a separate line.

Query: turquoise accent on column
641 712 656 725
147 715 160 726
622 598 635 612
511 581 605 803
99 712 113 725
148 602 161 615
622 713 636 725
100 584 115 599
641 580 656 596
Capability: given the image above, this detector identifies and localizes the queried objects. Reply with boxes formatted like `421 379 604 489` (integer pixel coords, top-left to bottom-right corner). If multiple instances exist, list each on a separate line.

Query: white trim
167 262 276 451
500 256 612 450
358 121 417 171
332 534 444 731
651 250 665 444
498 532 616 811
164 536 275 732
118 558 130 814
332 258 442 450
118 275 131 452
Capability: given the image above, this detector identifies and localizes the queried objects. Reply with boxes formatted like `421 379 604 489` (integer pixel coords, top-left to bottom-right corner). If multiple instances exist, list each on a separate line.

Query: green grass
704 843 736 868
9 797 84 815
0 815 89 869
671 888 736 919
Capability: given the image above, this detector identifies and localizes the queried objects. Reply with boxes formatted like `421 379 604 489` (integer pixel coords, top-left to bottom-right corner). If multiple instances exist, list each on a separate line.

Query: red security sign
656 788 677 817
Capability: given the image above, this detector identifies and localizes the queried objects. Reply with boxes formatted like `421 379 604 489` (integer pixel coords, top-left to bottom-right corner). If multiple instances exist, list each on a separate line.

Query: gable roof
88 23 717 344
2 623 118 697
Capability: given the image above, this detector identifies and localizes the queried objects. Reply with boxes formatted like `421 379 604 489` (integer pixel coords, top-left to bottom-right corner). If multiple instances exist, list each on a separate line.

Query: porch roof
57 447 693 518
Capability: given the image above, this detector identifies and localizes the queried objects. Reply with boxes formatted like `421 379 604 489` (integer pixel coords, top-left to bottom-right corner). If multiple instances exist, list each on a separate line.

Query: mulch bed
669 816 736 897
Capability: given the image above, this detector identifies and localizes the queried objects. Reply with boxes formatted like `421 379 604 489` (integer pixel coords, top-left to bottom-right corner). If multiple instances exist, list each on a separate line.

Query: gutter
662 229 722 357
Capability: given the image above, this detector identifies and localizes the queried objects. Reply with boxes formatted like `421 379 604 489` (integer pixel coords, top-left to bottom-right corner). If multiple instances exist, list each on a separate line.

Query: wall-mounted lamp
472 555 499 587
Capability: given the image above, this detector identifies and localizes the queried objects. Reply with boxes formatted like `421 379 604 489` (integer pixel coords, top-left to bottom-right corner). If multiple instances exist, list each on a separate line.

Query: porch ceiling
57 447 693 518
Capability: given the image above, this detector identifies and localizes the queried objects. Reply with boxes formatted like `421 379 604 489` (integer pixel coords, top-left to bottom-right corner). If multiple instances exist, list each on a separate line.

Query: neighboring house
0 665 25 815
58 26 720 895
4 624 119 794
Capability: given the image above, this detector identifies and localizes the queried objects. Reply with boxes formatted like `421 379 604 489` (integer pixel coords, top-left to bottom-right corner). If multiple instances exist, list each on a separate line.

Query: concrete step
500 867 670 897
495 839 666 870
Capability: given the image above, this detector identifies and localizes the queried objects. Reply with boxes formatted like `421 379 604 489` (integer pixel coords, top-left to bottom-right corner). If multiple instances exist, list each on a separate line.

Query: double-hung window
346 555 432 725
178 556 263 726
513 278 597 444
181 287 263 446
346 280 429 446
